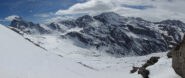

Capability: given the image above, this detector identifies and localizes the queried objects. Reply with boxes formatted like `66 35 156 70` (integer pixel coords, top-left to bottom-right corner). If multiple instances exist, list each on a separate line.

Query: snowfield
0 24 181 78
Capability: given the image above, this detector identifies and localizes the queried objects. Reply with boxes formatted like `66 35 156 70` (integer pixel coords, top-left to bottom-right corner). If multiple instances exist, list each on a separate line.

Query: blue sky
0 0 86 25
1 0 185 25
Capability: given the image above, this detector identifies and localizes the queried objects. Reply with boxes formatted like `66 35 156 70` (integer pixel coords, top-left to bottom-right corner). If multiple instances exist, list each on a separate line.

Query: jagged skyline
1 0 185 25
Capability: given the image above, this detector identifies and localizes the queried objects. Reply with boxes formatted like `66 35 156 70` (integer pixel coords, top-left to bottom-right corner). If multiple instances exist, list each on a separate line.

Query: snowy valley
0 12 184 78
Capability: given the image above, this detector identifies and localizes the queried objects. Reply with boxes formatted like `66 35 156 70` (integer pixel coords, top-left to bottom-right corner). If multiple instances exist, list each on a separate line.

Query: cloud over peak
5 15 20 21
55 0 185 22
56 0 115 15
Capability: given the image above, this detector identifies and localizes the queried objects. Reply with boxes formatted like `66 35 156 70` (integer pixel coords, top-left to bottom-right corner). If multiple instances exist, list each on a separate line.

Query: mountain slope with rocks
9 12 185 56
0 11 184 78
0 24 181 78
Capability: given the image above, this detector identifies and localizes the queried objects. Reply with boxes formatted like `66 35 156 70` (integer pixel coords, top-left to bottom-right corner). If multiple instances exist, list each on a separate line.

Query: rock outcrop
171 35 185 78
130 57 160 78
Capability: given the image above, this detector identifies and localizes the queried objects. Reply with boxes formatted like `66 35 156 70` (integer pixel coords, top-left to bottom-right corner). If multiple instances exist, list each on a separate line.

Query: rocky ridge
9 12 185 56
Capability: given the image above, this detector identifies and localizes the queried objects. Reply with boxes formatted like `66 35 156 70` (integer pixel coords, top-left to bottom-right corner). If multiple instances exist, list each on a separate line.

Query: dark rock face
130 66 139 73
9 12 185 56
155 20 185 47
139 56 160 78
48 23 65 32
131 57 160 78
48 23 60 30
142 57 160 68
61 12 185 56
76 15 94 27
167 51 172 58
171 35 185 78
138 67 150 78
10 17 50 34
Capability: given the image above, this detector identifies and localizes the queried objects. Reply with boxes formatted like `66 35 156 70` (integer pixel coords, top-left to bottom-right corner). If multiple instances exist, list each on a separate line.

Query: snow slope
0 24 181 78
148 56 181 78
0 24 95 78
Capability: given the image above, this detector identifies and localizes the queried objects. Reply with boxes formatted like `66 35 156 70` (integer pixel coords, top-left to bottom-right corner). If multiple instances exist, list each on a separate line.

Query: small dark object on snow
167 51 172 58
131 56 160 78
142 57 160 68
130 66 139 73
138 67 150 78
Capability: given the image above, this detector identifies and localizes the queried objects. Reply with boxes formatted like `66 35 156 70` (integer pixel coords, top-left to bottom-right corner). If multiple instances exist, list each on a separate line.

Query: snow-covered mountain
10 17 50 34
0 24 91 78
0 24 181 78
9 12 185 56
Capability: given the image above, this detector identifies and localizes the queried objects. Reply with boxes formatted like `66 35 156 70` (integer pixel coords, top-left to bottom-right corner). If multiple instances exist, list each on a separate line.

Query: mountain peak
156 19 185 25
10 17 27 28
10 17 50 34
12 16 24 21
8 12 185 56
76 15 94 23
93 12 124 24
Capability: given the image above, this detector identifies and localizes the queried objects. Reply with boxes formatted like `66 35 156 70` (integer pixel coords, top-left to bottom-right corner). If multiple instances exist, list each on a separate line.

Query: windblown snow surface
0 24 181 78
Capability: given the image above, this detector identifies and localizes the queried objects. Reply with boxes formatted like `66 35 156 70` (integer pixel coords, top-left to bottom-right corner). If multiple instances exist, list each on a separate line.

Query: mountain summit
9 12 185 56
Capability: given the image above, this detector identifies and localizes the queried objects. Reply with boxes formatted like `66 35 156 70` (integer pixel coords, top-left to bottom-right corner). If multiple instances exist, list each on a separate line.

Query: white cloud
56 0 115 15
34 12 54 18
5 15 20 21
45 16 74 23
35 14 50 18
46 17 63 23
55 0 185 22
